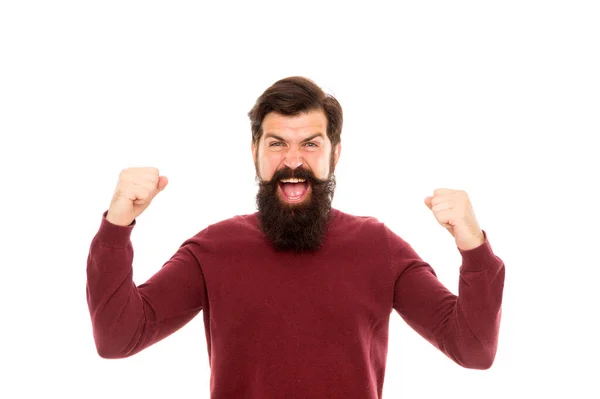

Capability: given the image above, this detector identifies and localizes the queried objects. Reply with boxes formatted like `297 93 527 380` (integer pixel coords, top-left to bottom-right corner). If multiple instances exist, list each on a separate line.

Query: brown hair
248 76 343 147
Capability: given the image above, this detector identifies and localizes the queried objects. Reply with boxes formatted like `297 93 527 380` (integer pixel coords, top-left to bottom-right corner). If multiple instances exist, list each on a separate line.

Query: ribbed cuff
458 230 502 272
94 210 136 248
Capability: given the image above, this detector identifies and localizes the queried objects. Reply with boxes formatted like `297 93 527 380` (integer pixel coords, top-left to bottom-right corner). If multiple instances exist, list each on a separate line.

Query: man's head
248 76 343 252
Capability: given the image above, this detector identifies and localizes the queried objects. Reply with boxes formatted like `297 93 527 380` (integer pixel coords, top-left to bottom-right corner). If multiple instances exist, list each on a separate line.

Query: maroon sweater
86 208 505 398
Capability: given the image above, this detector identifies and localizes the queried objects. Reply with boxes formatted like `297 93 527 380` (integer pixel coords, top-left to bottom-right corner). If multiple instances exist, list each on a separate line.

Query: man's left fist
424 188 485 251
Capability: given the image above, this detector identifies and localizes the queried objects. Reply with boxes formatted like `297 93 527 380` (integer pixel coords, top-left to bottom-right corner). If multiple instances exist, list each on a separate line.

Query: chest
201 249 393 342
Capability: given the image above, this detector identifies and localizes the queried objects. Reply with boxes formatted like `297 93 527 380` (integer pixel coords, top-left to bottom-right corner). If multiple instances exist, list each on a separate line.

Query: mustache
264 166 329 186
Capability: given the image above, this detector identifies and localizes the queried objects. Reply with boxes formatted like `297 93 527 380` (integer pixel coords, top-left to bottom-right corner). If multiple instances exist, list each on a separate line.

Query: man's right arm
86 211 205 358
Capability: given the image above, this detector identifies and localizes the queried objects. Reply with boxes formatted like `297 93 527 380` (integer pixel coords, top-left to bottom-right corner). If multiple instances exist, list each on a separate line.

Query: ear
333 143 342 168
251 140 257 161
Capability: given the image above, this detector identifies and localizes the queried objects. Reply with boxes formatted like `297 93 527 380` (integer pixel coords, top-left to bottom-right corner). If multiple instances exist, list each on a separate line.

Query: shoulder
332 208 384 230
208 212 260 234
330 208 410 247
183 212 262 249
329 208 389 242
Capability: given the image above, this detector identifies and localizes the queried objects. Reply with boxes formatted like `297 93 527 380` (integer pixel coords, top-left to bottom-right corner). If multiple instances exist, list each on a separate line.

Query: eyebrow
264 133 325 142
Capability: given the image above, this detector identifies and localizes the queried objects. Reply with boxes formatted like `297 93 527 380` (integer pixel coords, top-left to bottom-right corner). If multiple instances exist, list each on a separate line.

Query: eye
304 142 318 147
269 141 284 147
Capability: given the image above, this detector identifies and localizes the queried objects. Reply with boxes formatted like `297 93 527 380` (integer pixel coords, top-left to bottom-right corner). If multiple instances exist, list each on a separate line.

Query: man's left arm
390 188 506 369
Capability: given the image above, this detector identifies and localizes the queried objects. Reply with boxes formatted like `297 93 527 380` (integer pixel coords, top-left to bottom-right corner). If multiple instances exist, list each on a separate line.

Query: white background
1 1 599 398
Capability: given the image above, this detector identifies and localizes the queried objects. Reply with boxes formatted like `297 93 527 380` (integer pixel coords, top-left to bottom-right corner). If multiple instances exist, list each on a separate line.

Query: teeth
280 178 306 183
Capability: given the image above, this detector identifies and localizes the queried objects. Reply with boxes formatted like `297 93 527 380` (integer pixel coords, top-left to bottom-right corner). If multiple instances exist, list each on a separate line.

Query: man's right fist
105 167 169 226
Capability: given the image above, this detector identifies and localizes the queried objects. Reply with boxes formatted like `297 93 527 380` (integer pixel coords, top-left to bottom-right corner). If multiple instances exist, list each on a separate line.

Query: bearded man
86 76 505 399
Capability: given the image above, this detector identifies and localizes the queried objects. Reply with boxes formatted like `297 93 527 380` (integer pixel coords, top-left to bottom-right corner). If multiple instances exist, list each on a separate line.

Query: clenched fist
424 188 485 251
105 167 169 226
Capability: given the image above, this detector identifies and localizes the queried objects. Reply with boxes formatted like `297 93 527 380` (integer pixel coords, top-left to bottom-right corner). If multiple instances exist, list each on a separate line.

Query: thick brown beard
256 166 336 252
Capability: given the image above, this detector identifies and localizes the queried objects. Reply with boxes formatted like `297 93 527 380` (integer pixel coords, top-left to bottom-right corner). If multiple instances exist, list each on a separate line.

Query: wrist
456 231 485 251
105 211 133 227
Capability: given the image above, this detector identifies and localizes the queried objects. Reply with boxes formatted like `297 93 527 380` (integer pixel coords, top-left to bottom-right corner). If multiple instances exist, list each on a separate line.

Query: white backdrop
1 1 599 398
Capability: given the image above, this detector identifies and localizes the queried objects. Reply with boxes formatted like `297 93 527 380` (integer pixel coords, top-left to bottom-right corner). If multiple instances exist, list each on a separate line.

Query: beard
256 165 336 253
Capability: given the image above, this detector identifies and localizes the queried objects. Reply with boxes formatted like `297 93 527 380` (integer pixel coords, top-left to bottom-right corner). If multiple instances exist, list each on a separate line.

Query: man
86 76 505 398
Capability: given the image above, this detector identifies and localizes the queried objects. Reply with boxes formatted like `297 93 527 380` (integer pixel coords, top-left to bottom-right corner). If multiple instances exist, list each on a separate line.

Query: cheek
258 153 281 179
308 152 331 178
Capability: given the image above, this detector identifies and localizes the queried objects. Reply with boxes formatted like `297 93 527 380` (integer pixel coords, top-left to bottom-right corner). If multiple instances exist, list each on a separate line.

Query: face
252 109 342 252
252 109 341 205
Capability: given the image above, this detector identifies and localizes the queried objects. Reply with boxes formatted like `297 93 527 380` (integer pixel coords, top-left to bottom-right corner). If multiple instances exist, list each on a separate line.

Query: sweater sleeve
86 211 206 359
389 228 505 369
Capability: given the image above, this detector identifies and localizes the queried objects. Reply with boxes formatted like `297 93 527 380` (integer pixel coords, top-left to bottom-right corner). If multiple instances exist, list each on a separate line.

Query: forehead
261 110 327 140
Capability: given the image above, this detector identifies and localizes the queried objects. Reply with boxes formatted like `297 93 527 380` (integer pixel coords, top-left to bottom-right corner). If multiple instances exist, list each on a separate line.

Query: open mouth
278 178 311 203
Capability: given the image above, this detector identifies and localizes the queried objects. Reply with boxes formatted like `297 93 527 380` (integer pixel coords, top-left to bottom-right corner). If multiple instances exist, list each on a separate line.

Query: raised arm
390 188 505 369
86 167 206 358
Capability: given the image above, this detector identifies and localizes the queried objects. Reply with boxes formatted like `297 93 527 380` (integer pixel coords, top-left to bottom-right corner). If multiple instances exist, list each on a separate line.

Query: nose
283 149 303 169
